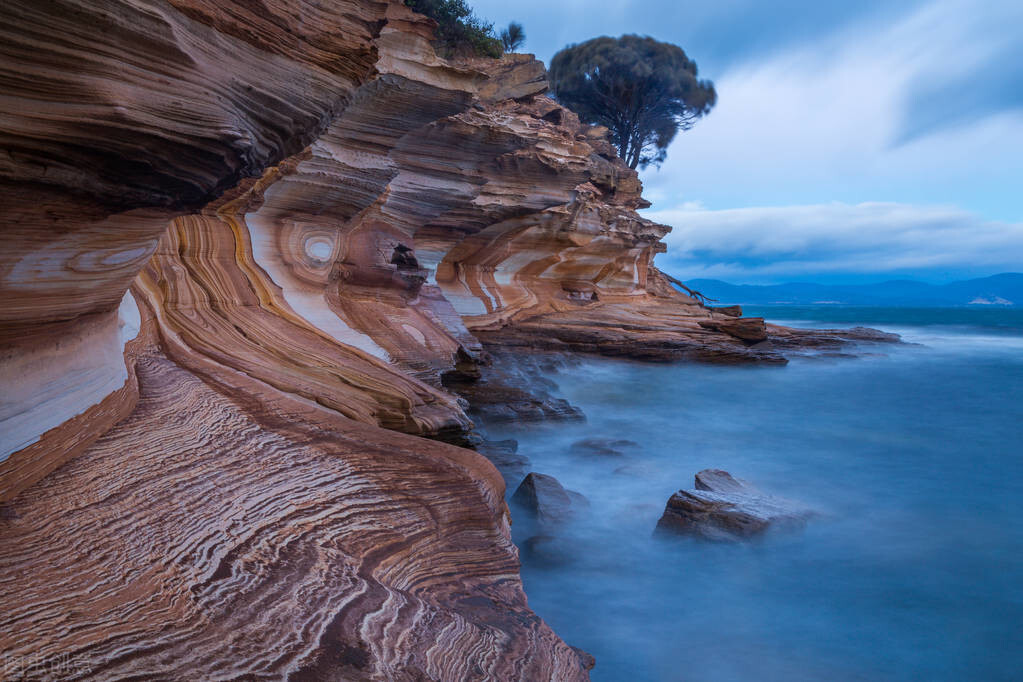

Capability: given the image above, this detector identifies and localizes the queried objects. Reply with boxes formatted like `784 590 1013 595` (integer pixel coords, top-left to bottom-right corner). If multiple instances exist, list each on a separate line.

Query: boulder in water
511 473 588 526
656 469 814 541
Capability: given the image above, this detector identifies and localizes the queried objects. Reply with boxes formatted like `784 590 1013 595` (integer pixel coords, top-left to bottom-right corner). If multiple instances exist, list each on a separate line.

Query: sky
471 0 1023 284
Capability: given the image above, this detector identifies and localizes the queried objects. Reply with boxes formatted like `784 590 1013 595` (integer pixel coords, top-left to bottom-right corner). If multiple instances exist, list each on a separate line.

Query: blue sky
472 0 1023 283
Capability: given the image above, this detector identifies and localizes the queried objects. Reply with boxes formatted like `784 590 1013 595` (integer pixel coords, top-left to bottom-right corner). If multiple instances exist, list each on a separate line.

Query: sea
482 306 1023 682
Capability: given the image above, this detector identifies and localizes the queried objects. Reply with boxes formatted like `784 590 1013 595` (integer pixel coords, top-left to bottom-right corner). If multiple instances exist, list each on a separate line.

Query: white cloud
647 202 1023 283
640 0 1023 221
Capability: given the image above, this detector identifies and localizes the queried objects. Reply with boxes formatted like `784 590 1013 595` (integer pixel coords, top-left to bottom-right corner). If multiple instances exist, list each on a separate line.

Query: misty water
483 307 1023 681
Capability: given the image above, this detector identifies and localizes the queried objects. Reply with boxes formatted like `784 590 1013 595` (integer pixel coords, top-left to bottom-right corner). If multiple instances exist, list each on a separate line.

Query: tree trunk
628 136 642 169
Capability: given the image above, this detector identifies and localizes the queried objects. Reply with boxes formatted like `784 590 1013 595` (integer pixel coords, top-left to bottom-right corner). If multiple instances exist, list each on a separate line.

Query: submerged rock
767 324 902 351
570 437 638 458
521 534 578 568
449 353 585 424
656 469 814 541
512 473 589 526
476 439 530 482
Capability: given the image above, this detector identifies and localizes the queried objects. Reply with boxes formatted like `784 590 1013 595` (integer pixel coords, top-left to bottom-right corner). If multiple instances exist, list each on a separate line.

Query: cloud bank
640 0 1023 221
647 203 1023 284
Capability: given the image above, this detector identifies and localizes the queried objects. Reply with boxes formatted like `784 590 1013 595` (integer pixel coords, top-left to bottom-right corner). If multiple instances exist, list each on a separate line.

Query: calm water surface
485 307 1023 682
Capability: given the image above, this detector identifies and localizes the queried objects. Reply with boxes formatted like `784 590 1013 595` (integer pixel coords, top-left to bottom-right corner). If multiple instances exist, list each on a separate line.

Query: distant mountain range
682 273 1022 307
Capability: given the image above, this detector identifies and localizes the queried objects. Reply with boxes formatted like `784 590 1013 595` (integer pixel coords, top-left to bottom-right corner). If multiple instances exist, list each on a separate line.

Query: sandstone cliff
0 1 887 678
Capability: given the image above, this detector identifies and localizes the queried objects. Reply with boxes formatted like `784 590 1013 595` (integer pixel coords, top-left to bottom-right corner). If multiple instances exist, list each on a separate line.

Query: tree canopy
500 22 526 52
549 35 716 169
404 0 503 58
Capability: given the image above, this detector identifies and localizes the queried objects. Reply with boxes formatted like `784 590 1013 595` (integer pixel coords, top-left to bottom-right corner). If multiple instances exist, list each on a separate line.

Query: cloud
467 0 1023 282
470 0 909 74
647 202 1023 283
639 0 1023 221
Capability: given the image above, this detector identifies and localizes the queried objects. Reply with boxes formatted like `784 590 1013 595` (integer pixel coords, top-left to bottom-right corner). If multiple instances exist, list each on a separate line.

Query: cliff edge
0 1 889 679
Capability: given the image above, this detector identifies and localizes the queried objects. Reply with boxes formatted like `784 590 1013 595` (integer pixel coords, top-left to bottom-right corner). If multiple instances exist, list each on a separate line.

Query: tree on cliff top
549 35 716 169
404 0 503 58
500 22 526 52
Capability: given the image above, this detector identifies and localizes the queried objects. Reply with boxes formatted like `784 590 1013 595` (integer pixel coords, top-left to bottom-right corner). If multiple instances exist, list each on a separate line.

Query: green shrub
404 0 503 58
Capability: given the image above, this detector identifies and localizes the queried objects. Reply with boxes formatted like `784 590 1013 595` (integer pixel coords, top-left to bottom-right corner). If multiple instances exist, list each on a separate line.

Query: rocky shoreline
0 1 898 679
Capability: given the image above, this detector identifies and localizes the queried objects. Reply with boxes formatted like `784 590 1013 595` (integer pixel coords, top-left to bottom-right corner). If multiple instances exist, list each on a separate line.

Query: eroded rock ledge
0 1 893 678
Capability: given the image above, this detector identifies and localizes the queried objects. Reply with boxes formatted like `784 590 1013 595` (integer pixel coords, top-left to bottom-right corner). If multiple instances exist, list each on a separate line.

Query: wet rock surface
570 438 639 458
698 316 769 342
709 305 743 317
512 472 590 527
694 468 749 493
513 472 590 570
572 647 597 672
767 325 903 351
476 439 530 483
447 352 586 424
522 534 578 569
474 298 792 365
656 470 815 541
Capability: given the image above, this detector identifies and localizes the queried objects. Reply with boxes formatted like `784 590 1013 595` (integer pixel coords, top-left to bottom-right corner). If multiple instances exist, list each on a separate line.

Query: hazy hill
684 273 1023 306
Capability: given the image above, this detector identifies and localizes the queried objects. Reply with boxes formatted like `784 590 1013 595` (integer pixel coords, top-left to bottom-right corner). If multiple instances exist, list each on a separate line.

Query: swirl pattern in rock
0 1 591 679
0 319 584 679
0 0 896 678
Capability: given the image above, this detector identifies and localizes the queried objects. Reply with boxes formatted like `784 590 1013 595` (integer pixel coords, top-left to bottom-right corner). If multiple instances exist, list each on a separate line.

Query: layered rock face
0 0 391 494
0 2 587 679
0 1 891 678
2 322 583 679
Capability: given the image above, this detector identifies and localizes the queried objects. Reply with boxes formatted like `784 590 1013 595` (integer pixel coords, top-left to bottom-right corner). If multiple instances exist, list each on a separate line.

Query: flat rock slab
698 317 768 342
768 325 902 350
694 468 749 493
709 305 743 318
656 469 814 541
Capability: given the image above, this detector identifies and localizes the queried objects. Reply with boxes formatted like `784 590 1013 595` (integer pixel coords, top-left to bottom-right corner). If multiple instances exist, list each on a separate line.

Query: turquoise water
485 307 1023 681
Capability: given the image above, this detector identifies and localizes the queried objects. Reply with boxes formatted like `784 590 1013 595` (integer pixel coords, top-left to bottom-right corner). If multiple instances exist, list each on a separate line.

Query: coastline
478 308 1023 680
0 2 910 679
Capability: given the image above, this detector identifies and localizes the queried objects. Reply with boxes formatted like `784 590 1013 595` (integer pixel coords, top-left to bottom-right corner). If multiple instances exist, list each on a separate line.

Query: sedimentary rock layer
0 316 585 680
0 1 592 679
0 0 895 678
0 0 396 493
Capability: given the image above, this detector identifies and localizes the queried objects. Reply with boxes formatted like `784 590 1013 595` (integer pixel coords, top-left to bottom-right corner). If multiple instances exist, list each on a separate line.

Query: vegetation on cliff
404 0 504 57
500 21 526 52
550 35 716 169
